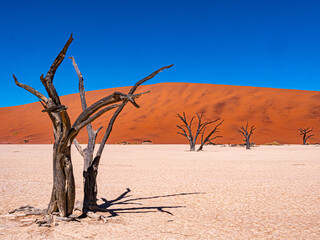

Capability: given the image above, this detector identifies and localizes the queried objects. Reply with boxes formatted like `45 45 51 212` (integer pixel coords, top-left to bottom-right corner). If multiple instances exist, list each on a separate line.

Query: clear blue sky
1 0 320 107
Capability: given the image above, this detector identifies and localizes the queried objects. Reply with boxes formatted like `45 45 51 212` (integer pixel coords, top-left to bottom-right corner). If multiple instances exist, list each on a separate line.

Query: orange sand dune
0 83 319 144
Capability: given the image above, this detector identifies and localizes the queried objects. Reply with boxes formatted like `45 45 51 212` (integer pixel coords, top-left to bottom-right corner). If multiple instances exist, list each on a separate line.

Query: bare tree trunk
245 138 250 149
197 144 203 151
47 144 75 216
82 156 99 213
190 143 196 151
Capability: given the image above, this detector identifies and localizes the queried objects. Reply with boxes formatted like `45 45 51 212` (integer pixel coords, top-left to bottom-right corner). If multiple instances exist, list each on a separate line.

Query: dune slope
0 83 319 144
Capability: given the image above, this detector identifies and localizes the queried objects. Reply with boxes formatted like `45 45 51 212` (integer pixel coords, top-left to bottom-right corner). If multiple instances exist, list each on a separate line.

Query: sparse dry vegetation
238 122 256 149
264 141 281 145
176 112 223 151
298 127 314 145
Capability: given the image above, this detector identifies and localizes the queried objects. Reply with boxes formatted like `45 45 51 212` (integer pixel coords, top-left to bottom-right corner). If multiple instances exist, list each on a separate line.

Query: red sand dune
0 83 319 144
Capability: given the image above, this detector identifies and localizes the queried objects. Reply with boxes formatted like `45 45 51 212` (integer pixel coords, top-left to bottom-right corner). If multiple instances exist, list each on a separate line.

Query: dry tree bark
177 112 222 151
238 122 256 149
70 56 173 215
13 35 149 217
298 127 314 145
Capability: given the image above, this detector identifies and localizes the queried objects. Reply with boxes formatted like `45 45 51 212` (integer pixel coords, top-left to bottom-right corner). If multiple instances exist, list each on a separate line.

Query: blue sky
1 0 320 107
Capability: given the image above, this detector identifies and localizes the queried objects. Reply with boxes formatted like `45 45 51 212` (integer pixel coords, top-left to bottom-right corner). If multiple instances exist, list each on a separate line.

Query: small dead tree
13 35 148 217
177 112 222 151
298 127 314 145
197 120 224 151
70 56 172 215
238 122 255 149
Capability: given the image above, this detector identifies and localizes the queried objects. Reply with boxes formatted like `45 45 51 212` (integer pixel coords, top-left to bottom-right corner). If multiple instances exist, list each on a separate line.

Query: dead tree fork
13 35 149 217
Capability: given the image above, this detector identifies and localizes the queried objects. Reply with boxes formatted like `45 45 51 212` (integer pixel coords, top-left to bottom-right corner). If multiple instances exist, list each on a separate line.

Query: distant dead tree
298 127 314 145
238 122 255 149
70 56 172 216
13 35 150 218
197 120 224 151
177 112 223 151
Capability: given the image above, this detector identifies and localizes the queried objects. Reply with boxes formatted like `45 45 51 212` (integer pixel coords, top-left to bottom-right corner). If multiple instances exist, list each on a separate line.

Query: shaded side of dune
1 83 319 144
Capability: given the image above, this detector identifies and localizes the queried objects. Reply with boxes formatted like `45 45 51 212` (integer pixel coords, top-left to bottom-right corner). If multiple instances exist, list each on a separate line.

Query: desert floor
0 144 319 239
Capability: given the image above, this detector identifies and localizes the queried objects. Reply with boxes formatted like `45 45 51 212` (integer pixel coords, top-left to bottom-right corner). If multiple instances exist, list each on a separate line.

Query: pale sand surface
0 144 319 239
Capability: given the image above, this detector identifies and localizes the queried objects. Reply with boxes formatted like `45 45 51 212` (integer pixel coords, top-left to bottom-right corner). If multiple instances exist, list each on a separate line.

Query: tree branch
128 64 174 95
209 136 222 142
72 92 137 130
46 34 74 83
73 139 84 157
39 100 57 137
177 125 189 139
41 34 74 105
69 56 95 140
203 119 224 142
93 64 173 161
94 126 103 136
177 132 188 138
73 103 123 132
305 135 314 141
198 119 220 134
13 74 48 102
69 56 88 111
177 113 194 143
197 119 224 151
194 113 204 143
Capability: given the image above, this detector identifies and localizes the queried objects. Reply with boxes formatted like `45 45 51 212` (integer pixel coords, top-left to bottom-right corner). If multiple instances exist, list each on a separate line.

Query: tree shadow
94 188 205 217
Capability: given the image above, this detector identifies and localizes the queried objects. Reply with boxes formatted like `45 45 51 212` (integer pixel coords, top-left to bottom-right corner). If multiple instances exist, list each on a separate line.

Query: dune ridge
0 82 319 144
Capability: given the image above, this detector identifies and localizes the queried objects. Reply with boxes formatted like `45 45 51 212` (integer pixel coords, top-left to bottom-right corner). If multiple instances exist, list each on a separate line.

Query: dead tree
70 57 172 215
177 112 221 151
197 120 224 151
13 35 148 217
238 122 255 149
298 127 314 145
